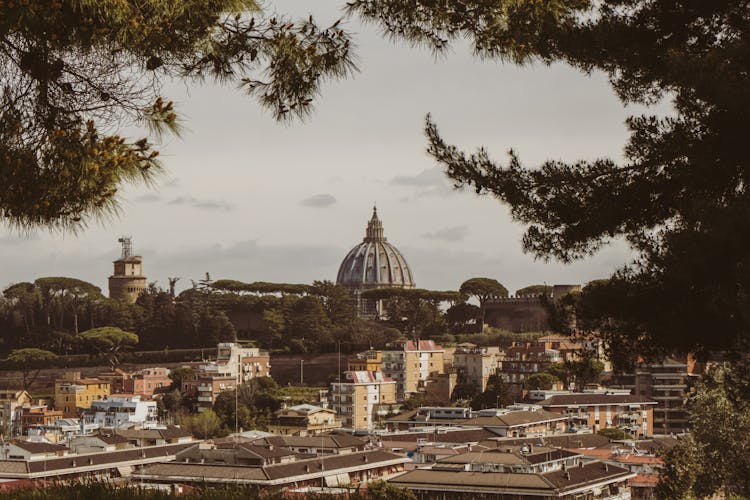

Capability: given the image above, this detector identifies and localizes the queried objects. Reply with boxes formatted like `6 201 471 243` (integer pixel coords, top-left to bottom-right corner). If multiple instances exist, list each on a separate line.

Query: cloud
0 232 38 245
162 178 180 189
300 194 337 208
423 225 469 242
134 193 161 203
391 167 447 188
168 196 235 211
390 167 460 200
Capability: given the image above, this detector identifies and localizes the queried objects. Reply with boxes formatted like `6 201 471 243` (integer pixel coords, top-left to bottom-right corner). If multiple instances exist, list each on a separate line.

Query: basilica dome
336 207 415 290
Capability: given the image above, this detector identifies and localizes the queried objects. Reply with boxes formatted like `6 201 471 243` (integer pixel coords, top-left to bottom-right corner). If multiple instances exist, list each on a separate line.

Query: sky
0 1 647 296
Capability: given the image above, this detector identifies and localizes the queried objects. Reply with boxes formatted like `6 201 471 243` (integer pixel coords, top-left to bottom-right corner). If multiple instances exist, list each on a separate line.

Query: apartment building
539 393 658 437
451 343 502 392
13 405 63 437
54 372 110 418
83 395 158 428
348 350 383 372
269 404 341 436
381 340 445 399
0 390 31 437
122 367 171 396
610 355 699 435
330 371 397 430
182 342 271 411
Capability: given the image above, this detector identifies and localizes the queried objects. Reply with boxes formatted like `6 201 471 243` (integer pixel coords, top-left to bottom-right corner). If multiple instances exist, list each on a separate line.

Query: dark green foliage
348 0 750 360
470 373 510 410
596 427 632 441
658 366 750 499
459 278 508 332
79 326 139 370
4 348 56 392
361 287 459 337
525 372 558 391
515 285 552 298
445 302 480 333
1 1 355 230
212 279 314 296
213 378 282 431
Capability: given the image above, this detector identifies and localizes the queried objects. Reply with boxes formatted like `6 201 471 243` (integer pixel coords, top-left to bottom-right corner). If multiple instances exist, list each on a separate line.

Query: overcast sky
0 1 646 296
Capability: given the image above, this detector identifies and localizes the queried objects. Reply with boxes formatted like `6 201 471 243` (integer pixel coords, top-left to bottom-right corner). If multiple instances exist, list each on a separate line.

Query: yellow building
54 372 110 418
330 371 397 431
452 343 503 392
381 340 445 399
347 350 383 372
269 404 341 436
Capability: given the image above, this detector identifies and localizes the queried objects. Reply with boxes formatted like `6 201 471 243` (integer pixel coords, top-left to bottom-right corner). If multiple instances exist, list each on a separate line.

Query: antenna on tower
117 236 133 259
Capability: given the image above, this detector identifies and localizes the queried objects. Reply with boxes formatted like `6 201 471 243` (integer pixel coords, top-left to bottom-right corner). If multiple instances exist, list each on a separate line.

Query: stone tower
108 236 147 302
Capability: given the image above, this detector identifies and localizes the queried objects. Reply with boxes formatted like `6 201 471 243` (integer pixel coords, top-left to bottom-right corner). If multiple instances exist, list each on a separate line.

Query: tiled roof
379 428 500 443
10 441 67 454
137 450 408 484
390 461 634 494
389 469 551 491
115 425 192 441
405 340 443 352
252 434 367 450
544 462 633 491
0 443 194 477
539 394 658 406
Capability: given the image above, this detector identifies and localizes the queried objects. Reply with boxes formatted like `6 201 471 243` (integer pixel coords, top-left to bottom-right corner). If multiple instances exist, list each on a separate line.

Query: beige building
451 343 502 392
0 390 31 437
539 393 658 438
381 340 445 399
54 372 111 418
269 404 341 436
108 236 147 302
330 371 397 430
182 342 271 412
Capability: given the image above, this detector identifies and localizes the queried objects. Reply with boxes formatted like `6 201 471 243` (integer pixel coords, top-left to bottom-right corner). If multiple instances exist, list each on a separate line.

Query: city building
609 355 699 435
451 343 502 392
348 350 383 372
122 367 172 396
0 441 194 482
482 284 581 333
181 342 270 411
134 449 410 490
249 434 368 455
268 404 341 436
336 207 415 318
0 390 31 437
108 236 147 302
330 371 397 430
388 449 635 499
539 393 658 437
385 406 569 437
82 395 158 428
381 340 445 399
13 405 64 437
54 372 110 418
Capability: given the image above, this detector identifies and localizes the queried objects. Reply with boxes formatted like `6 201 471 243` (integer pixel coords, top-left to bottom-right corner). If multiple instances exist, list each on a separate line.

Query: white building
83 395 157 428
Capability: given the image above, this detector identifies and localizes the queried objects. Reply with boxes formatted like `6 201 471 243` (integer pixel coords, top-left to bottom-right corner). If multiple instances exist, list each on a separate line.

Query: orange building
123 367 171 396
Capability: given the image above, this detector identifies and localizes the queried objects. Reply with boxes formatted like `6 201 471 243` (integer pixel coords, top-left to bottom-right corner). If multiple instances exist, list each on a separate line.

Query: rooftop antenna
117 236 133 259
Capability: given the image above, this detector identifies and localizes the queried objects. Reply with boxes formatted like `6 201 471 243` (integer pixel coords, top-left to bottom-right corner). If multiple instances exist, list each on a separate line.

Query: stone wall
483 298 552 332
